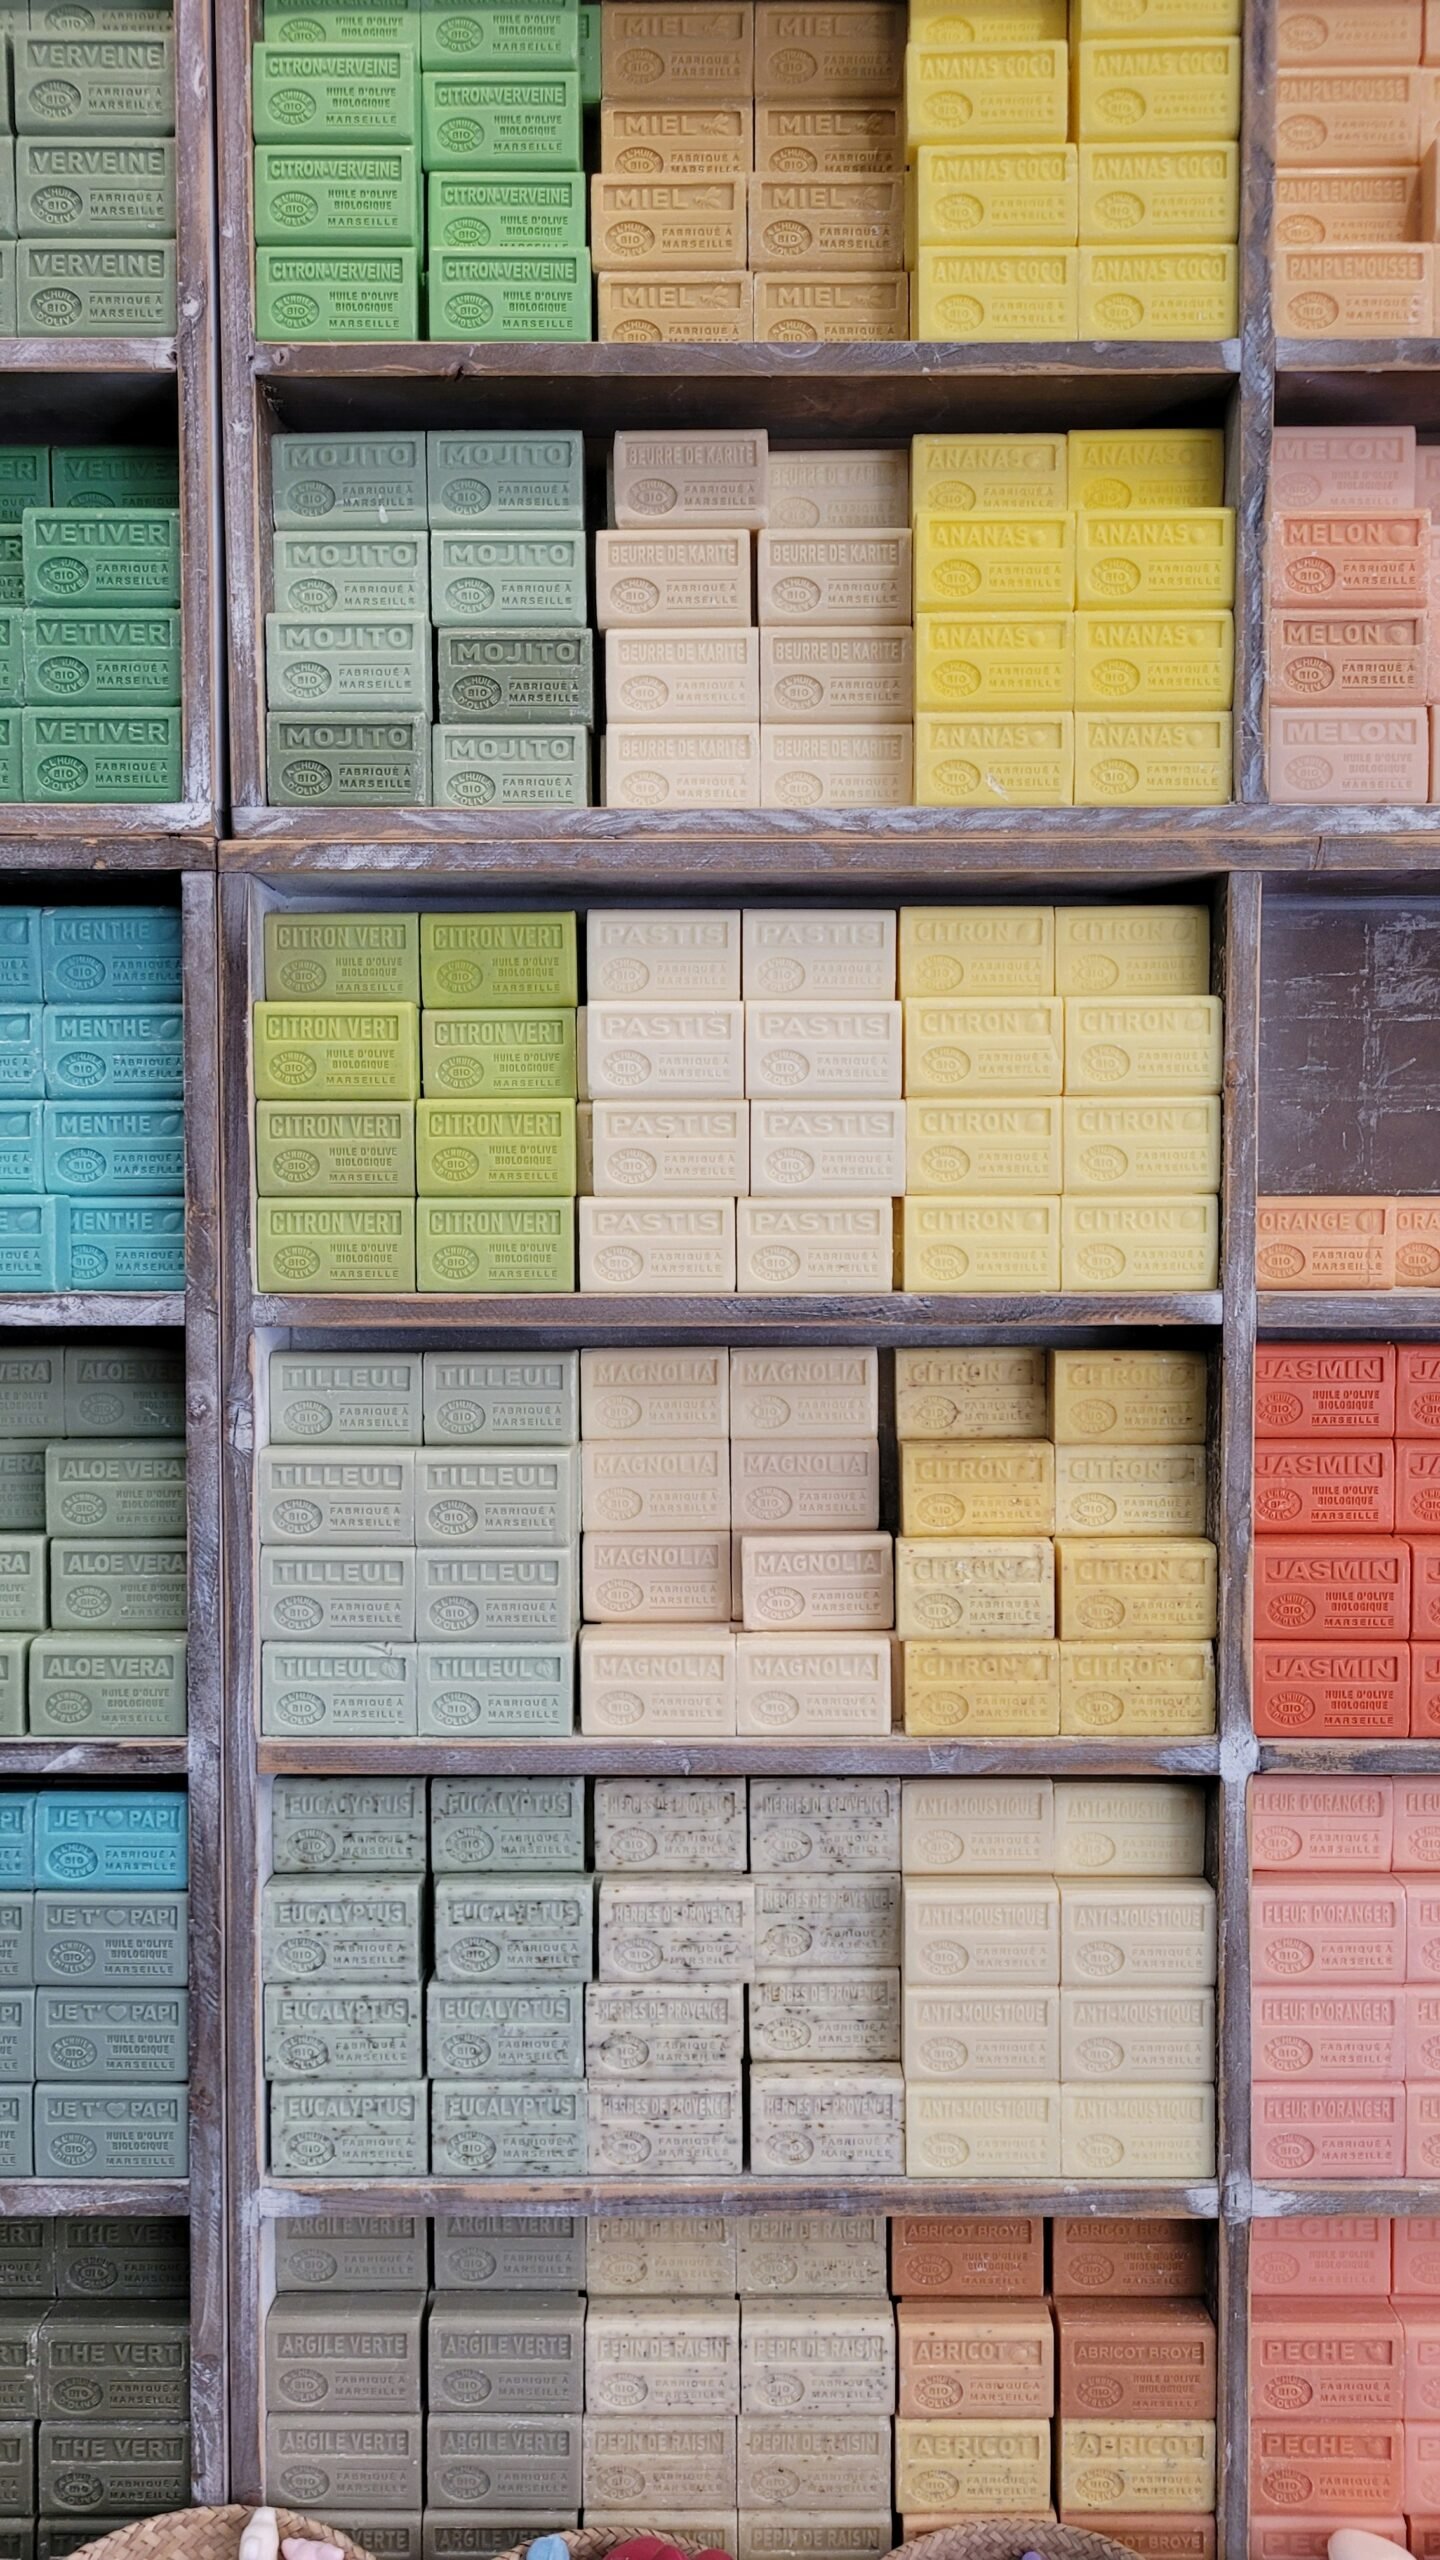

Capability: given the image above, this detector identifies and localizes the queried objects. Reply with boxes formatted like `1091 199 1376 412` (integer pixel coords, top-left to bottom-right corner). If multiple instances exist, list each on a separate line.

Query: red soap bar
1250 2216 1394 2297
1406 1875 1440 1979
1251 1875 1407 1984
1401 2309 1440 2418
1414 1645 1440 1736
1251 2526 1403 2560
889 2214 1045 2297
1400 1348 1440 1434
1055 2296 1216 2421
1250 2298 1404 2420
1253 2081 1407 2180
1256 1342 1397 1437
1401 1442 1440 1531
1411 1543 1440 1637
1064 2520 1213 2560
1250 1776 1396 1871
1050 2217 1206 2299
1253 1541 1411 1641
1254 1440 1396 1533
1254 1640 1411 1739
1253 1984 1405 2082
1410 2519 1440 2559
1411 2427 1440 2512
1251 2416 1405 2513
1397 1784 1440 1866
1394 2216 1440 2295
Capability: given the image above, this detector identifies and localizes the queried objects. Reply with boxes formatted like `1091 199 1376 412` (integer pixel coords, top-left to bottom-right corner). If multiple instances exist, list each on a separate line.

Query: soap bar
597 1874 752 1980
421 2 580 68
255 145 419 248
265 611 430 713
906 43 1067 143
264 2406 425 2503
732 1434 880 1530
760 722 913 808
65 1345 182 1436
22 711 181 804
1061 2416 1216 2511
916 713 1074 811
1078 246 1236 338
894 2409 1053 2506
1257 1196 1396 1290
259 1446 414 1544
594 1776 745 1872
15 237 176 334
46 1439 184 1538
580 1198 736 1293
913 435 1068 519
34 2080 188 2177
1254 1639 1409 1738
428 1778 582 1874
606 630 758 723
586 2080 744 2178
421 1010 574 1098
731 1347 878 1438
753 1870 899 1966
423 1350 577 1445
48 1538 185 1632
422 65 582 168
592 174 747 270
603 101 754 175
272 434 426 527
757 529 911 625
416 1100 574 1198
265 713 430 807
428 170 587 259
1065 996 1222 1093
902 1637 1059 1734
427 1983 582 2081
746 1001 900 1099
0 1205 55 1296
266 2293 424 2414
256 1102 416 1200
252 43 419 144
266 1352 420 1444
904 1876 1059 1986
599 269 755 343
1076 512 1234 611
262 1641 418 1737
43 1005 181 1102
750 1968 898 2063
753 272 909 340
271 1775 426 1872
891 2215 1044 2301
430 531 586 628
901 911 1054 1004
254 1000 419 1104
918 612 1073 713
582 1349 729 1442
749 175 903 269
260 1547 416 1642
258 245 421 337
1079 143 1239 244
1255 1439 1394 1532
28 1634 186 1738
740 1532 892 1631
434 1874 592 1982
1077 34 1240 137
427 2291 583 2416
594 529 751 629
583 1436 728 1533
418 1645 573 1738
612 429 768 529
602 723 761 807
1063 1098 1220 1196
903 1776 1054 1873
430 2080 586 2177
1054 1445 1206 1536
428 248 591 341
735 1197 894 1294
916 142 1078 246
904 997 1063 1097
1060 1640 1215 1736
749 2064 903 2180
579 1624 736 1736
416 1545 577 1643
901 1195 1061 1293
417 1445 576 1545
1253 1983 1404 2085
42 1105 184 1198
590 1104 748 1202
896 2299 1053 2418
433 723 587 809
587 2294 738 2414
602 5 754 98
897 1539 1055 1642
916 245 1078 338
742 2298 895 2416
759 630 913 723
262 1874 422 1981
1273 511 1431 611
14 33 174 132
902 1985 1059 2082
438 630 593 727
22 609 180 707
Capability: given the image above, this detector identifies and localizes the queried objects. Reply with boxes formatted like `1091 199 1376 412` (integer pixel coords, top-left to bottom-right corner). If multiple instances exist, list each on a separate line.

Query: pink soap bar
1250 2298 1404 2419
1411 2087 1440 2179
1410 2518 1440 2559
1413 1645 1440 1737
1255 1440 1397 1533
1272 428 1418 508
1400 1443 1440 1532
1250 2215 1394 2297
1410 2426 1440 2511
1420 448 1440 517
1401 2308 1440 2418
1273 513 1433 609
1256 1342 1398 1438
1253 1985 1405 2082
1252 2526 1404 2560
1396 1784 1440 1866
1252 2415 1405 2512
1251 1875 1407 1983
1401 1352 1440 1436
1253 1542 1411 1643
1250 1777 1396 1871
1393 2216 1440 2294
1253 1640 1411 1741
1270 705 1431 805
1404 1876 1440 1978
1412 1989 1440 2075
1410 1544 1440 1638
1253 2080 1407 2180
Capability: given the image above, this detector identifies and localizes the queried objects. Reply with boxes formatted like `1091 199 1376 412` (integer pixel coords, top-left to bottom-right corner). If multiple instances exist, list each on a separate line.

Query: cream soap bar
579 1200 737 1294
1060 1988 1214 2082
597 1876 754 1981
903 1987 1060 2081
587 910 741 999
741 2299 896 2415
581 1348 729 1441
1058 1879 1217 1985
902 1777 1055 1873
579 1626 736 1737
734 1198 894 1295
584 1000 744 1099
586 2082 744 2178
731 1437 880 1531
590 1103 749 1200
730 1348 878 1437
593 1777 746 1873
749 1969 900 2062
742 911 897 998
1052 1779 1206 1875
582 1438 730 1533
753 1873 900 1968
586 2296 739 2415
745 1002 901 1098
740 1532 893 1630
904 1878 1060 1983
749 1777 900 1873
585 1982 745 2080
586 2216 737 2293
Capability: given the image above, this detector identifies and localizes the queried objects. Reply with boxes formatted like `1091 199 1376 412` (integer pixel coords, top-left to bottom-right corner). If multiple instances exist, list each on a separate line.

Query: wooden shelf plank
255 339 1239 382
1257 1294 1440 1335
253 1291 1222 1338
0 2179 188 2213
1252 2183 1440 2216
0 1293 185 1328
258 2175 1221 2219
0 1741 188 1777
0 339 177 373
1257 1741 1440 1773
0 832 214 867
258 1736 1223 1779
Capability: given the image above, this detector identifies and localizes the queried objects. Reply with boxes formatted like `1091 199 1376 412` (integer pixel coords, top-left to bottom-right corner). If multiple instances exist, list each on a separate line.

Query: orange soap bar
1395 1783 1440 1865
1407 1876 1440 1979
1252 2528 1403 2560
1276 70 1423 164
1250 2299 1404 2418
1400 1349 1440 1435
1250 2216 1393 2297
1411 2424 1440 2508
1397 1201 1440 1285
1414 1644 1440 1735
1269 612 1428 707
1278 2 1423 61
1251 1875 1407 1983
1252 1984 1406 2083
1066 2522 1213 2560
1393 2215 1440 2291
1257 1198 1398 1290
1273 513 1433 610
1404 2309 1440 2419
1273 427 1418 507
1255 1342 1397 1438
1250 1776 1396 1871
1251 2086 1407 2185
1412 2522 1440 2560
1252 1540 1411 1642
1276 168 1421 248
1414 1546 1440 1638
890 2216 1045 2298
1254 1440 1396 1533
1253 1640 1411 1739
1400 1442 1440 1531
1050 2219 1207 2300
1055 2298 1215 2422
897 2300 1054 2420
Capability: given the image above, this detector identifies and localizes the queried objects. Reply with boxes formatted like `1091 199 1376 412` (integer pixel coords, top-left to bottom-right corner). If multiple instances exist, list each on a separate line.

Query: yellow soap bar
1079 246 1239 340
1059 2419 1216 2514
1074 712 1232 808
1063 1097 1222 1194
1054 903 1210 996
916 714 1074 807
915 144 1078 246
917 247 1078 340
1061 1195 1220 1291
917 613 1074 712
910 0 1066 32
1078 144 1240 245
1068 430 1225 512
907 1098 1064 1196
1079 0 1240 25
896 2417 1053 2512
901 1439 1055 1536
1075 37 1242 140
912 435 1068 518
904 998 1064 1097
1053 1445 1206 1536
906 43 1069 147
1075 511 1234 610
1056 1535 1218 1639
902 1194 1061 1293
1058 1638 1216 1736
915 515 1075 611
1049 1348 1209 1445
895 1346 1049 1439
896 1536 1055 1638
899 906 1055 999
1074 612 1234 711
903 1637 1060 1735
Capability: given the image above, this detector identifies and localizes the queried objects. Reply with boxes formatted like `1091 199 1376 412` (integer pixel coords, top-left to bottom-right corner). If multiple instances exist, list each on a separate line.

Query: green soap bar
37 2306 189 2415
434 1873 592 1980
267 1349 423 1443
13 36 175 135
272 433 427 527
0 2307 40 2416
18 240 176 336
426 1981 582 2078
421 912 577 1008
264 1981 423 2078
431 1775 583 1869
253 144 419 248
0 617 21 710
429 530 585 628
0 1993 34 2081
262 1873 423 1982
268 2079 428 2177
272 2212 427 2289
417 1098 575 1197
428 247 590 341
256 1100 417 1197
34 2090 188 2180
21 610 180 707
0 2406 32 2489
271 1774 427 1870
261 1638 419 1737
421 6 578 71
256 1198 417 1292
430 2078 585 2177
421 1009 575 1098
257 1444 415 1543
0 1107 42 1190
266 712 431 807
256 246 419 340
50 450 179 510
0 2223 48 2301
421 70 579 167
45 2528 138 2560
0 143 14 241
426 171 585 254
0 1539 45 1634
60 1200 186 1291
426 431 583 529
43 1103 187 1198
265 611 431 714
0 249 19 336
0 1449 43 1532
418 1195 575 1290
0 1356 62 1438
36 2422 189 2514
0 1900 32 1990
416 1445 576 1546
22 711 181 803
420 1641 572 1734
47 1538 186 1632
264 6 423 34
27 1634 186 1739
54 2219 186 2299
0 1203 56 1292
577 3 597 103
0 539 22 616
434 719 587 808
253 999 420 1101
34 1992 187 2085
63 1345 184 1437
422 1349 578 1445
0 455 48 513
45 1439 186 1537
252 43 420 145
30 10 176 34
0 1639 27 1737
259 1546 417 1641
437 627 594 725
273 529 429 615
23 512 179 608
0 714 20 799
416 1544 577 1643
16 140 175 236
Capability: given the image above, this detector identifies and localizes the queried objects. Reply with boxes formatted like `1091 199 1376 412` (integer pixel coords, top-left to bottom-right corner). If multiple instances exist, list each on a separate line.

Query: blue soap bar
0 1107 43 1193
43 1105 185 1196
0 915 41 1004
0 1798 33 1890
59 1198 185 1291
0 2089 31 2176
0 1199 58 1292
34 1790 188 1890
0 1012 43 1099
40 906 182 1002
43 1005 183 1100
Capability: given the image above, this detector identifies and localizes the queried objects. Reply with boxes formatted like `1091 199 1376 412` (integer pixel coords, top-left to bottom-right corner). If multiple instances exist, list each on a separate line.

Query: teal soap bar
272 433 427 527
13 35 175 134
427 1981 582 2079
421 6 579 70
63 1346 184 1436
430 2078 585 2176
422 1349 578 1444
34 2086 188 2180
433 1874 592 1980
264 1981 423 2079
426 170 585 253
429 530 585 627
0 1019 41 1100
261 1639 419 1737
48 1537 187 1631
16 140 175 238
34 1790 187 1889
22 609 181 706
265 612 431 713
0 918 40 1006
50 450 179 511
0 1206 57 1296
0 1993 34 2083
0 616 21 711
22 711 182 804
17 240 177 336
262 1875 424 1981
43 1104 186 1197
0 1354 62 1438
0 1111 43 1193
256 246 419 340
252 44 420 145
430 1775 583 1869
438 627 594 727
253 143 420 248
0 1449 43 1533
37 2420 190 2516
43 1005 183 1098
421 70 579 167
259 1546 417 1642
0 1638 28 1735
267 1349 423 1443
416 1544 578 1642
273 530 429 614
35 1990 187 2083
256 1101 416 1197
0 2100 32 2177
0 1802 32 1889
60 1199 186 1290
577 3 597 102
270 1775 427 1871
53 2217 187 2299
0 457 48 515
421 1009 575 1097
434 720 587 807
269 2077 428 2176
426 430 583 528
45 1439 186 1537
32 1891 188 1987
27 1633 187 1739
266 712 430 806
41 906 181 1001
23 512 179 608
418 1639 574 1734
38 2304 189 2417
0 1900 32 1988
0 540 21 615
428 247 590 341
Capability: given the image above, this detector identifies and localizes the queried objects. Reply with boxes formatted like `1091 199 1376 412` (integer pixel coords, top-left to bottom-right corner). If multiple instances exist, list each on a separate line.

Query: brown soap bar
891 2216 1045 2298
1051 2219 1207 2298
266 2292 425 2414
754 5 905 98
602 9 757 103
1055 2298 1215 2421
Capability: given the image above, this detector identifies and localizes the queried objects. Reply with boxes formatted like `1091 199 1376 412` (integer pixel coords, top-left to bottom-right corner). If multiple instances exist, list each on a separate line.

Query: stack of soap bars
1273 0 1439 338
253 4 591 341
1256 1194 1440 1292
0 1789 189 2180
0 906 184 1293
3 19 177 337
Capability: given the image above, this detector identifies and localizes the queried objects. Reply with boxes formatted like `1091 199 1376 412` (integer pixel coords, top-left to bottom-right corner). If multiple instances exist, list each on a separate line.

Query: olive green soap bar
38 2306 189 2415
421 6 579 70
274 531 429 615
266 713 431 807
420 912 577 1008
0 1538 47 1633
418 1640 573 1735
430 531 586 627
416 1099 576 1197
265 612 431 713
426 431 583 529
0 1641 26 1740
429 248 591 341
254 144 420 247
27 1633 187 1739
0 2303 43 2415
18 241 177 335
22 711 181 803
421 1009 575 1097
0 2216 49 2299
64 1345 184 1436
262 1640 419 1737
417 1198 575 1291
421 71 580 168
44 1439 186 1538
256 1101 417 1197
268 1350 424 1443
13 35 176 135
16 141 176 237
48 1538 186 1632
53 2216 187 2298
256 1199 417 1293
427 172 586 254
256 247 419 340
272 434 428 528
264 910 420 1004
34 2088 188 2180
252 44 420 145
264 1981 424 2078
51 450 179 511
23 512 179 609
271 1774 427 1870
21 610 180 707
253 999 421 1100
0 455 47 514
0 1448 43 1532
433 722 588 809
438 629 594 726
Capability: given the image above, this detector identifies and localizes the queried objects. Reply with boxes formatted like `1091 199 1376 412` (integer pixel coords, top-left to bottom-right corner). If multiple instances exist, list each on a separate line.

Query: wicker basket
56 2508 376 2560
889 2527 1145 2560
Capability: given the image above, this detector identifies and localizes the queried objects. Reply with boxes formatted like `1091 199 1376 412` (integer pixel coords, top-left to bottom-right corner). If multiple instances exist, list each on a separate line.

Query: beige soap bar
741 2298 897 2415
604 722 761 809
749 1967 900 2061
748 1776 901 1873
742 908 897 998
758 530 912 625
602 102 755 175
1054 903 1210 997
895 1347 1048 1440
582 2412 738 2507
581 1346 729 1440
897 2300 1055 2420
906 1099 1063 1198
908 2084 1063 2185
598 1875 755 1982
583 1535 732 1624
901 1196 1062 1295
590 1100 750 1199
754 271 911 340
586 2216 737 2294
582 1437 730 1534
760 628 914 722
754 5 907 97
1051 1779 1207 1877
588 909 741 999
904 1876 1060 1984
613 430 769 528
735 1197 896 1294
734 2213 889 2296
750 175 906 268
748 2063 905 2178
592 176 748 271
902 1637 1061 1735
768 451 910 529
760 722 915 809
753 1872 900 1969
748 1102 905 1199
586 2295 740 2415
904 998 1065 1097
756 101 906 172
595 530 753 629
896 1535 1055 1638
1060 2084 1216 2182
746 1001 902 1098
730 1346 879 1437
579 1199 738 1293
592 1776 747 1872
899 905 1056 997
599 272 757 345
579 1625 737 1738
902 1777 1055 1874
602 8 756 100
737 2413 894 2513
1059 2418 1215 2513
1049 1350 1208 1445
585 999 745 1099
1053 1445 1207 1537
1058 1879 1218 1986
741 1531 894 1630
732 1436 880 1531
895 2415 1053 2513
606 631 760 722
900 1440 1056 1538
1061 1641 1215 1738
902 1986 1061 2083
